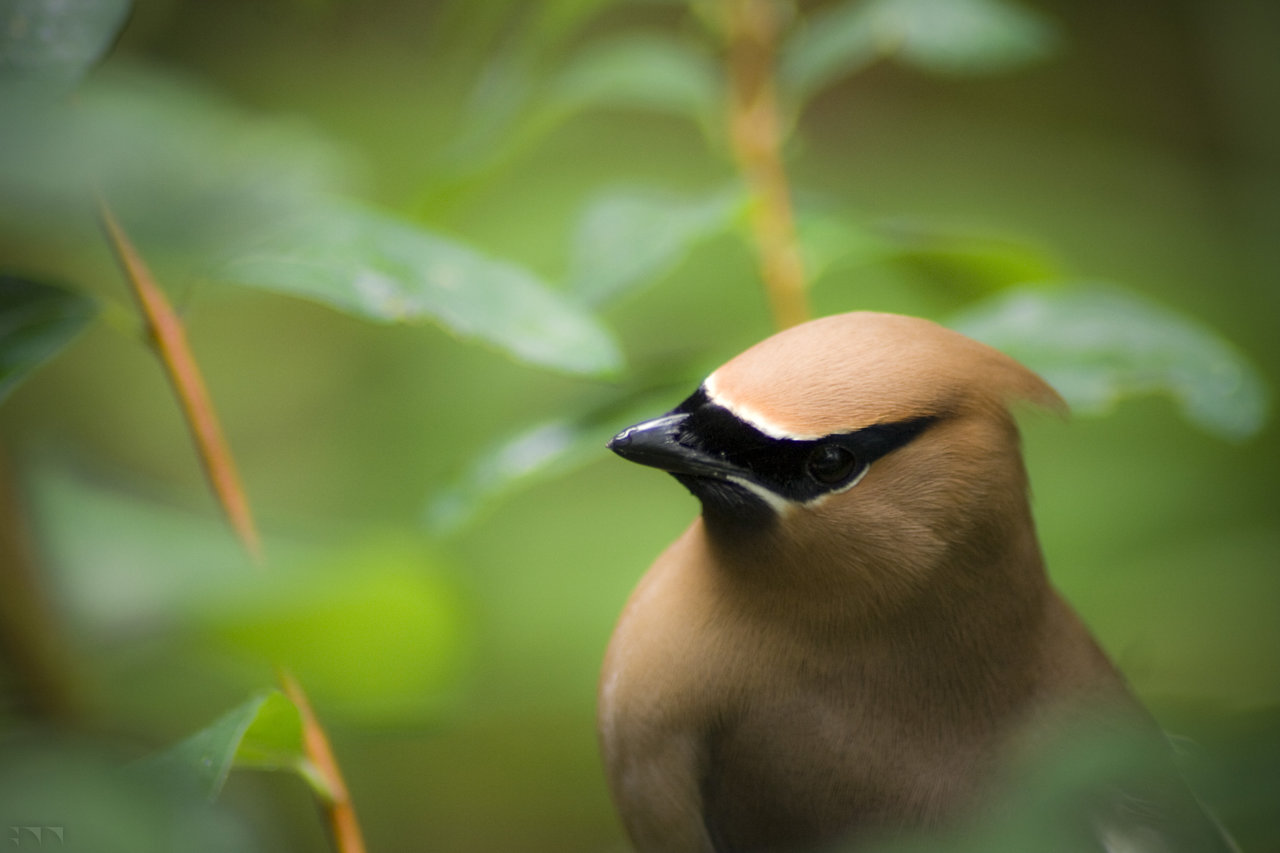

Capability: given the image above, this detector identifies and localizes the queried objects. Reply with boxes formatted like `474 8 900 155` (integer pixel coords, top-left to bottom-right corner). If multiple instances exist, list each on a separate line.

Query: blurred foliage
0 276 97 403
1 0 1278 851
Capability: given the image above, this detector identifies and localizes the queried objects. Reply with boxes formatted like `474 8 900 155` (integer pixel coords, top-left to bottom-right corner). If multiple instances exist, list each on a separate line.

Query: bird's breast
700 679 992 852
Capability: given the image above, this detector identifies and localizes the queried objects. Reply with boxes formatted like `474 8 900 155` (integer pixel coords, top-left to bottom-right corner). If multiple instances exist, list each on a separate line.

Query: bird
598 312 1235 853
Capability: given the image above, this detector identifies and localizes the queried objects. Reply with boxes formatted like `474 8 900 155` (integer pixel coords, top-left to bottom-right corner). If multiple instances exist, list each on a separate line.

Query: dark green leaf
135 692 274 800
0 274 96 404
549 33 721 121
568 186 742 306
782 0 1058 101
0 0 132 89
950 285 1270 440
2 735 265 853
212 200 623 376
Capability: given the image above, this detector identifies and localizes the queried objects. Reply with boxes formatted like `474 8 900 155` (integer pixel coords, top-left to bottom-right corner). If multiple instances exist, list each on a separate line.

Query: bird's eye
806 443 858 486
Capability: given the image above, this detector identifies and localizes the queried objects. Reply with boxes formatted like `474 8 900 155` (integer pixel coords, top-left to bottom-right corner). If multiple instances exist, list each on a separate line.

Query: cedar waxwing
599 312 1234 853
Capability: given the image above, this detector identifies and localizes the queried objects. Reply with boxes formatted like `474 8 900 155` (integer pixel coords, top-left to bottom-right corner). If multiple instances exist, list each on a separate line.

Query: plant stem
723 0 810 329
97 202 263 564
97 199 368 853
0 448 82 721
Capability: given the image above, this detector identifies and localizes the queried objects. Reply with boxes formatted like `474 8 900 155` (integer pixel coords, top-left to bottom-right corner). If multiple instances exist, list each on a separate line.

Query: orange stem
279 669 367 853
97 201 263 563
97 199 367 853
724 0 810 329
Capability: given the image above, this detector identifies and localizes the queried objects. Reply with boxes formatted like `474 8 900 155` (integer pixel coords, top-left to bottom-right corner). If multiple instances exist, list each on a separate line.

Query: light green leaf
230 690 306 774
568 186 742 306
781 0 881 102
212 200 623 376
30 470 468 724
549 32 721 121
425 386 686 535
950 285 1270 441
0 274 96 403
783 0 1058 101
799 211 1060 294
135 692 274 800
0 0 132 88
198 537 468 723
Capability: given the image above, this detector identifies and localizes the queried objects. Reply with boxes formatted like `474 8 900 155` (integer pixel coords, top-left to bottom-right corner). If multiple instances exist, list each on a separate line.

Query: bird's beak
608 413 745 481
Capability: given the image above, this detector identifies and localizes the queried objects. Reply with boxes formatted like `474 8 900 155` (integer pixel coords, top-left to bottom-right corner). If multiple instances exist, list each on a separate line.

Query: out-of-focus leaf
782 0 1058 101
134 691 274 800
549 33 721 122
880 223 1060 293
212 200 623 377
1 735 264 853
781 0 881 102
950 285 1270 441
0 64 356 248
30 471 467 723
135 688 327 803
0 274 96 403
568 186 742 306
230 690 306 775
425 386 686 535
197 538 468 722
799 211 1059 294
0 0 132 89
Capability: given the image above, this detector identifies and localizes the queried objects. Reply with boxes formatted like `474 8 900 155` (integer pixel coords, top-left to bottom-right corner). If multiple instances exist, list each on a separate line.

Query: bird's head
609 312 1065 602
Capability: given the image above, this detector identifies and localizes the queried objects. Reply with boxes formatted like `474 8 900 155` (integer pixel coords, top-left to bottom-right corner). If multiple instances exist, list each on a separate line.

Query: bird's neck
699 501 1054 686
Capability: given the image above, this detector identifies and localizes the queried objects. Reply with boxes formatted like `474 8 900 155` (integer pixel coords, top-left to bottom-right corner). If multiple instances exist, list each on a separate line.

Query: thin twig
97 201 263 563
97 198 368 853
278 669 366 853
723 0 811 329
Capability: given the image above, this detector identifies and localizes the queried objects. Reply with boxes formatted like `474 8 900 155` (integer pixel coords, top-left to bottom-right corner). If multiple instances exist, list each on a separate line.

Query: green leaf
29 470 467 723
0 0 132 89
197 537 468 723
425 386 687 535
549 33 721 122
135 692 275 800
0 274 96 404
950 285 1270 441
782 0 1058 101
135 689 329 803
781 0 882 102
568 186 742 307
3 735 265 853
230 690 306 774
212 200 623 376
798 211 1060 295
0 64 356 248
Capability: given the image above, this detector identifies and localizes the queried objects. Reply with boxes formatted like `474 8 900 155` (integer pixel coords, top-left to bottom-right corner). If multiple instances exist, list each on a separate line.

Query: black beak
608 413 746 481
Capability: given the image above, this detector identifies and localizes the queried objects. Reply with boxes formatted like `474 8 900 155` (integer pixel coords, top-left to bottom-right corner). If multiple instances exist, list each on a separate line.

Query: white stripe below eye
703 373 825 441
725 474 795 516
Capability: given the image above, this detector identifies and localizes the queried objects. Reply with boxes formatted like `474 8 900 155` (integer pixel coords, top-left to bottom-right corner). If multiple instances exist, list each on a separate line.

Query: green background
1 1 1277 851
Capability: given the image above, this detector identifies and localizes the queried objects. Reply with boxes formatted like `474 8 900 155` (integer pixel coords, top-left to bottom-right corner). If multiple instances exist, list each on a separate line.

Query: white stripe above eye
703 372 826 442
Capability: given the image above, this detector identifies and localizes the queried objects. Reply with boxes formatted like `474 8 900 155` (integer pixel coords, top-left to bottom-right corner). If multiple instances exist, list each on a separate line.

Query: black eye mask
670 386 941 506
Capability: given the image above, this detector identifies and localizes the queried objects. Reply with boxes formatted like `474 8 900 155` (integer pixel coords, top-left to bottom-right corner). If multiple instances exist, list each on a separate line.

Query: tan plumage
599 312 1225 852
